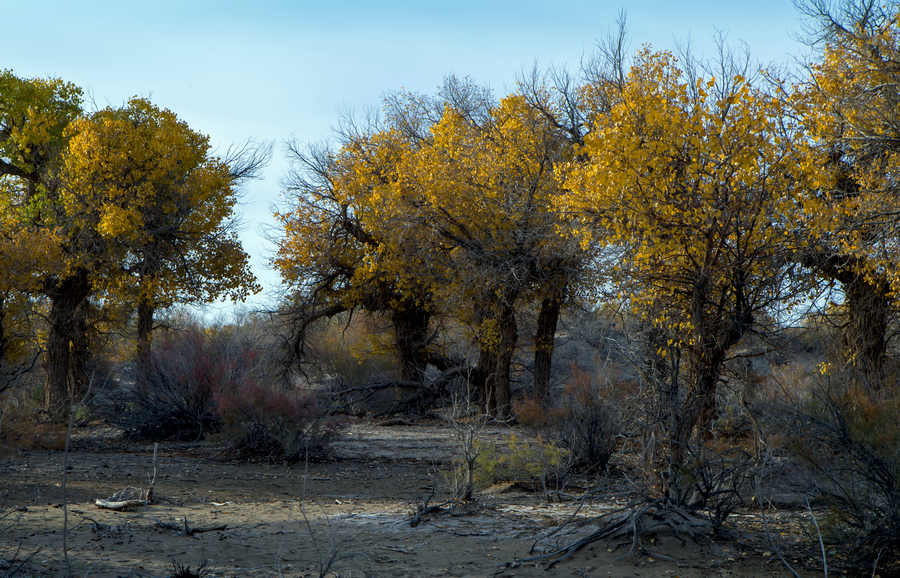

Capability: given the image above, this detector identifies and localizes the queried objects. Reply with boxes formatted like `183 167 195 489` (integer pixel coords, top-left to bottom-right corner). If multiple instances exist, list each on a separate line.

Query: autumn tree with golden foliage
389 81 586 416
793 1 900 386
63 98 262 363
276 78 588 415
0 70 84 416
562 48 811 465
276 119 439 385
1 71 262 420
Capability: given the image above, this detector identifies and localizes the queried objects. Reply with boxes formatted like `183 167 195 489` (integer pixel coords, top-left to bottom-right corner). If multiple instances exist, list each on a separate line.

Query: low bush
105 322 343 461
517 369 623 475
785 375 900 575
215 380 343 463
1 375 67 454
108 327 228 441
472 433 571 498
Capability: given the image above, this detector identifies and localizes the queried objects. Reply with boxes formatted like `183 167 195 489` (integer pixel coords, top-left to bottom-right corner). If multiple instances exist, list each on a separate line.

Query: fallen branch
94 486 154 511
148 513 227 536
94 499 145 512
408 505 445 527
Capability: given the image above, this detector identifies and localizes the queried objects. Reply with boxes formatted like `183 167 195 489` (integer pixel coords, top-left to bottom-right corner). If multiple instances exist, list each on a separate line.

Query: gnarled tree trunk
137 297 155 368
44 269 92 422
533 279 566 403
669 275 753 467
801 250 891 389
474 299 518 418
391 302 431 383
843 275 889 388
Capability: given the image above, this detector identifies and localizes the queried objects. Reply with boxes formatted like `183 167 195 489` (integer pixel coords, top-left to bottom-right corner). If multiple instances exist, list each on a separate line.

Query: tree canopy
0 72 263 419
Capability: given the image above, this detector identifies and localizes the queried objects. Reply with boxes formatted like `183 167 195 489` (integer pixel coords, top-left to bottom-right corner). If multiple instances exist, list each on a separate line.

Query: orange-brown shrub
516 366 624 474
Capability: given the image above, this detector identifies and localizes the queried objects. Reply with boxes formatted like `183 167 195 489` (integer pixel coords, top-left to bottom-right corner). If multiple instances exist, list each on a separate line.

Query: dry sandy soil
0 422 817 578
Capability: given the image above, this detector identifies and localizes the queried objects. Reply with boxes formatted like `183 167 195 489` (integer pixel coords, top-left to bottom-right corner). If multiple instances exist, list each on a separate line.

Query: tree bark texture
669 274 753 467
843 275 889 388
44 270 92 422
474 300 517 418
137 298 155 366
390 303 431 383
533 290 562 403
0 294 8 366
801 250 890 388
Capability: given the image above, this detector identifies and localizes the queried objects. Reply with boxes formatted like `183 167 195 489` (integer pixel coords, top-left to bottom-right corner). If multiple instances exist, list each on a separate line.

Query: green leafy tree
0 70 83 417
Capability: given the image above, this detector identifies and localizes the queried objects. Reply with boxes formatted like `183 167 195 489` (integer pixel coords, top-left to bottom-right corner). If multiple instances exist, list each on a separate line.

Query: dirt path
0 422 813 578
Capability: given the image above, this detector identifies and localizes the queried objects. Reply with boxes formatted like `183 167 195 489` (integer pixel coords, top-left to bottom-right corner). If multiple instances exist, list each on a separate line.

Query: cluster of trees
2 0 898 485
275 1 900 466
275 81 589 417
0 74 267 420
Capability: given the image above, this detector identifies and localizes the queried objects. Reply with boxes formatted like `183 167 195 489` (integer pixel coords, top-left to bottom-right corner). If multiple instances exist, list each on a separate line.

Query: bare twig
806 499 829 578
63 373 95 578
759 504 804 578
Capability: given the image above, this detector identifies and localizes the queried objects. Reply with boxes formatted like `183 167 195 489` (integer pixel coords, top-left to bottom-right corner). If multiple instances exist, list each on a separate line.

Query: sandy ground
0 422 816 578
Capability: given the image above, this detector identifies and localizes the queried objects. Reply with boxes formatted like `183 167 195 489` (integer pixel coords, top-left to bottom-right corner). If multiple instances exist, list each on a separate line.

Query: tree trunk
669 275 752 467
391 303 431 383
136 296 155 387
843 275 889 389
44 270 92 422
481 301 517 418
800 250 890 390
137 297 155 363
671 344 727 467
533 289 563 404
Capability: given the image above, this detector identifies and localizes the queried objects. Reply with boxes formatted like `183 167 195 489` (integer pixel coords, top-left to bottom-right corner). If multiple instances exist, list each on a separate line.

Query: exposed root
525 501 717 569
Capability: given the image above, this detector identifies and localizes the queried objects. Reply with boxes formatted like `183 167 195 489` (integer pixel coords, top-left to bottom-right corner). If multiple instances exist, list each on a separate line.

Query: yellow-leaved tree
277 78 588 414
0 70 81 412
1 78 263 420
793 4 900 386
276 122 438 385
394 85 583 416
62 98 262 364
562 48 811 465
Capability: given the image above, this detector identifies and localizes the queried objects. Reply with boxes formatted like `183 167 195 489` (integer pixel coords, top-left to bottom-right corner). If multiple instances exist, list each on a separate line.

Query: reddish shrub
516 368 623 475
215 380 343 463
106 324 343 460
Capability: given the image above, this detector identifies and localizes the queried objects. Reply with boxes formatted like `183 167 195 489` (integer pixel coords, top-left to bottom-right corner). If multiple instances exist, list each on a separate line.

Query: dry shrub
215 381 343 463
303 314 399 388
106 327 229 441
784 373 900 574
0 376 67 454
104 319 344 461
667 440 754 527
517 367 624 475
0 409 67 452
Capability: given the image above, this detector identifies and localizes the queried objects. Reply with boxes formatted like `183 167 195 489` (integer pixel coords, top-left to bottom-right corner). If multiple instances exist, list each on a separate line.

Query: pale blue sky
4 1 808 315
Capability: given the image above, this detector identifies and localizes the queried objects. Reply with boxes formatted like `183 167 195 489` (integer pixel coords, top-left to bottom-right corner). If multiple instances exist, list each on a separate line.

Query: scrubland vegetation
5 0 900 576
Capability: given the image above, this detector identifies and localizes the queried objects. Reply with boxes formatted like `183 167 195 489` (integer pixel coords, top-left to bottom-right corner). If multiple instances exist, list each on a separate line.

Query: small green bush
470 433 571 498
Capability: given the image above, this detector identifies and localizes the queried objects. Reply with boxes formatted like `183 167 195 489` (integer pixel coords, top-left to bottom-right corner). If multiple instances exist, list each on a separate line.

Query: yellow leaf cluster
562 48 808 343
